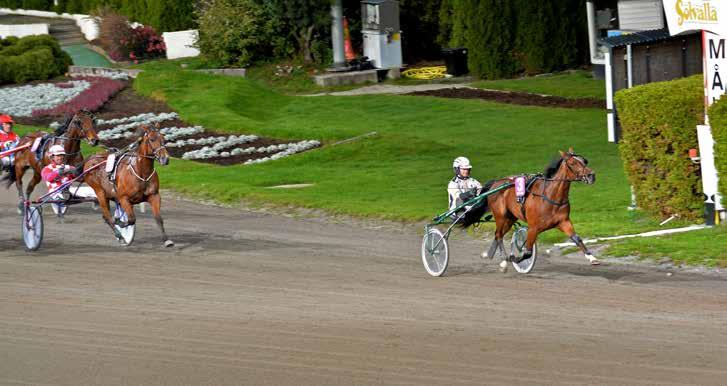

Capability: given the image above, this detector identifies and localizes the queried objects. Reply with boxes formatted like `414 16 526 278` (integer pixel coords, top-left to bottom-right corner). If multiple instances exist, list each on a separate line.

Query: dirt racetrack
0 183 726 385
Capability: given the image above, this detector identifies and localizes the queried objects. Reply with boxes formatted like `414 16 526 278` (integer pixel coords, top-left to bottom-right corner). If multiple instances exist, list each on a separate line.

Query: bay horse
5 110 99 206
461 148 599 270
82 124 173 247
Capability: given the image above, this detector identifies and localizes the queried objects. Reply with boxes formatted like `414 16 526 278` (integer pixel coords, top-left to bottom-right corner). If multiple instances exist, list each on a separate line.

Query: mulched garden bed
92 87 318 166
404 88 605 109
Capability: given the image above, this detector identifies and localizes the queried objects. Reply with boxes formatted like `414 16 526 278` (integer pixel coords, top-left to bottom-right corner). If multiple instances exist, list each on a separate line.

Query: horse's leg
117 197 136 227
494 215 516 272
13 164 26 214
97 192 122 239
147 193 173 247
558 219 599 265
25 169 42 201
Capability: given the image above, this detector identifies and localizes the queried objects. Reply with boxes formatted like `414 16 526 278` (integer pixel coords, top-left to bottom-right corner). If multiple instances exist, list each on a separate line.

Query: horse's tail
1 165 17 189
459 180 495 228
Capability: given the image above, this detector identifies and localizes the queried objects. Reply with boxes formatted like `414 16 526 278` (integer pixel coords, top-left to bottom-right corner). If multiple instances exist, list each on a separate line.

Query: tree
265 0 331 63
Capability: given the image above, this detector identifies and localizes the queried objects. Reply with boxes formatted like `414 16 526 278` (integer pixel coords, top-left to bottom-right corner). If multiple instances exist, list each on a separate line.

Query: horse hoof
498 260 508 273
481 251 489 259
164 240 174 248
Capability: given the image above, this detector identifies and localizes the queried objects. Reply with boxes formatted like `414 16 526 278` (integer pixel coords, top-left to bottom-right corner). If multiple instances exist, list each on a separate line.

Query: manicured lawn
132 69 692 247
472 70 606 99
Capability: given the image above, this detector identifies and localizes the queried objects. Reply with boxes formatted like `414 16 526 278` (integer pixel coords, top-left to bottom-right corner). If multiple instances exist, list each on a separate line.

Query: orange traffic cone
344 17 355 61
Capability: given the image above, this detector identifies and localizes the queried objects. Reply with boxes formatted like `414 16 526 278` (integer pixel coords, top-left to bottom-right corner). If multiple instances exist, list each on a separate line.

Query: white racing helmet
453 156 472 178
49 145 66 156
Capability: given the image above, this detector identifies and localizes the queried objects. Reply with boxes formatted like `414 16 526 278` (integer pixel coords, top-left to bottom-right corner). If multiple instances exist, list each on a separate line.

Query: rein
528 157 589 207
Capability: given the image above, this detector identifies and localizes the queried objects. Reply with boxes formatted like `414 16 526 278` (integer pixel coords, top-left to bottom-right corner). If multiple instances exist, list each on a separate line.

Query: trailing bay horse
82 124 174 247
5 110 99 206
461 148 599 270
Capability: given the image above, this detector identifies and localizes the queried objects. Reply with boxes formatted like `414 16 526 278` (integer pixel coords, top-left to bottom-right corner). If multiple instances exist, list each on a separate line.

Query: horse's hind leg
492 216 516 272
13 164 27 214
148 193 173 247
558 219 599 265
25 169 42 200
96 192 123 239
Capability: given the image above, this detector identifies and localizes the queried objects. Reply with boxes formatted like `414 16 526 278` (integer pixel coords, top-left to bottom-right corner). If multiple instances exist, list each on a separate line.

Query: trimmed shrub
615 75 705 219
708 99 727 206
0 35 72 84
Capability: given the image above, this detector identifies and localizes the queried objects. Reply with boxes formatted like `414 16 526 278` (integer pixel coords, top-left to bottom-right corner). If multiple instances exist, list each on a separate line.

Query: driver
41 145 96 217
0 114 19 171
448 156 482 212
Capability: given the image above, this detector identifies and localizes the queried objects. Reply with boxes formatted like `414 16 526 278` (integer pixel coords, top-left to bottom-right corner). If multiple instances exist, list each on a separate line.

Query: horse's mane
544 157 563 178
54 114 74 136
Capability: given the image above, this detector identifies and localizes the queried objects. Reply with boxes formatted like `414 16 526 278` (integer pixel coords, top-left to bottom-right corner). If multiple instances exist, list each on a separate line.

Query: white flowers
94 112 320 164
0 80 90 117
182 139 321 162
97 112 179 140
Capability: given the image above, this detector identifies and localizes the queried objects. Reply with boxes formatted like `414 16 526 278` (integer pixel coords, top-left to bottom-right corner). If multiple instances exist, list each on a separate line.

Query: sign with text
704 31 727 105
663 0 727 36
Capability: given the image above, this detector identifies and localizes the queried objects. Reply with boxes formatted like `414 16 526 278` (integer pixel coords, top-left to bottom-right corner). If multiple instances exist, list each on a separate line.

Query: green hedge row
0 35 72 84
0 0 195 33
438 0 587 79
708 99 727 206
614 75 705 220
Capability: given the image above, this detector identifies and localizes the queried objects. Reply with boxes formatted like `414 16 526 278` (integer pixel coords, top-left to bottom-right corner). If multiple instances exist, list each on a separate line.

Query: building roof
598 28 698 48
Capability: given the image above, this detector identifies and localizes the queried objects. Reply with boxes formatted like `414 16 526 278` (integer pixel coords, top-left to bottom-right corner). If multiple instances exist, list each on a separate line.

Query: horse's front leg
25 169 42 201
96 192 122 239
13 164 26 214
558 219 599 265
147 193 173 247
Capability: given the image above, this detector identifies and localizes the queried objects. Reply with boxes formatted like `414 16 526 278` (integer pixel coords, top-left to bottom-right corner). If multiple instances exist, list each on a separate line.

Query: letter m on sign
710 39 725 58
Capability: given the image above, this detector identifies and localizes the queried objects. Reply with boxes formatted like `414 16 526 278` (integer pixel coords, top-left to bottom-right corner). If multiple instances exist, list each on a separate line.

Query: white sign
162 30 200 60
697 125 723 210
705 31 727 105
663 0 727 36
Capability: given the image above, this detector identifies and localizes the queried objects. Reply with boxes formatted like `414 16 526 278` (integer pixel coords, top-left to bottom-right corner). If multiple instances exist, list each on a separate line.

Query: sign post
663 0 726 224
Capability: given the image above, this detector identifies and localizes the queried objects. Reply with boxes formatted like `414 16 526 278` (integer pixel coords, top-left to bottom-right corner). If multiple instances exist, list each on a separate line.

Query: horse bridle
127 131 167 182
531 154 591 207
52 112 96 155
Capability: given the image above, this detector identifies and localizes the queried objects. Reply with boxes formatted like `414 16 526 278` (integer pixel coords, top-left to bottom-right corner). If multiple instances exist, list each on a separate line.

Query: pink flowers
32 77 127 117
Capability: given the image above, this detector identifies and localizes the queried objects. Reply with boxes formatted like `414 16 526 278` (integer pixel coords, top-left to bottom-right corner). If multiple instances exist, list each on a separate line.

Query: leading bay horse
5 110 99 207
461 148 599 270
82 124 174 247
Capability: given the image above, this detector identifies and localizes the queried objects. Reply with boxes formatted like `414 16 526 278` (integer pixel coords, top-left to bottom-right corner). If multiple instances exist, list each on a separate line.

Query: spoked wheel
510 226 537 274
421 228 449 277
22 205 43 251
113 204 136 246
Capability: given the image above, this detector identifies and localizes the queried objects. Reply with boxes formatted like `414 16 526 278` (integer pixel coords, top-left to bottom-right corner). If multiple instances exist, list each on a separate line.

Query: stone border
69 65 142 78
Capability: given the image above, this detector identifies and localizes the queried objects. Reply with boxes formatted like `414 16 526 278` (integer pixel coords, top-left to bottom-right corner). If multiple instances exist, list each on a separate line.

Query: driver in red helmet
0 115 19 171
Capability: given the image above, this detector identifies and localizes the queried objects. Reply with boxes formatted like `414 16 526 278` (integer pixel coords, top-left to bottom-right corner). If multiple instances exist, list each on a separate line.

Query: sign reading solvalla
663 0 727 36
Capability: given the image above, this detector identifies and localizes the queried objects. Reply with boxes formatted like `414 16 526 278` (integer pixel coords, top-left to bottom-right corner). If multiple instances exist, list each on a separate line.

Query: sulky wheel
510 226 537 274
113 204 136 246
421 228 449 277
22 205 43 251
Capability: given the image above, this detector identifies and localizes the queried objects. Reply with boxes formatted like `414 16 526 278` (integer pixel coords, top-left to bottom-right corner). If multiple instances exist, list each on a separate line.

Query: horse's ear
559 150 565 157
153 122 161 130
568 147 574 154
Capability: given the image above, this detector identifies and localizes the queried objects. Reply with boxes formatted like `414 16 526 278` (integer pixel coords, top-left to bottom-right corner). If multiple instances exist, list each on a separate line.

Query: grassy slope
133 69 691 246
472 71 606 99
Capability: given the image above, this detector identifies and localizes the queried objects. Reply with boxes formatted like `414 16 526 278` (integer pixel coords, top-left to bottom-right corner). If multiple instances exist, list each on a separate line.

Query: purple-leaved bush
32 77 127 117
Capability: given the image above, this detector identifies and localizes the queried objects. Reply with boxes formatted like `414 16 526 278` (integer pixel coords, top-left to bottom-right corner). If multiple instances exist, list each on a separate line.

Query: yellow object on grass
401 66 448 80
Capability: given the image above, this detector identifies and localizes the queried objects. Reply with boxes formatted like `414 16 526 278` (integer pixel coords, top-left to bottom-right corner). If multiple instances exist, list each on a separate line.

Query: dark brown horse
82 124 173 247
6 111 98 205
462 148 598 269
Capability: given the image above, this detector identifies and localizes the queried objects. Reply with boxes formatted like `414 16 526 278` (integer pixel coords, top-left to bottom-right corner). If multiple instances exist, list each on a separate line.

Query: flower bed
0 80 90 117
32 76 127 117
94 111 320 166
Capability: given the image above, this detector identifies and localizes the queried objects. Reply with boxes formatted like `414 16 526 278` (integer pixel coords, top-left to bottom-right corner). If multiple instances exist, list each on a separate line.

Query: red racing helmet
0 115 14 124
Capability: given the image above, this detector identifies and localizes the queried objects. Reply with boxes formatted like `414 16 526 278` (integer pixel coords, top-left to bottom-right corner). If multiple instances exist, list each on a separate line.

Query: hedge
708 99 727 205
614 75 705 220
0 35 72 84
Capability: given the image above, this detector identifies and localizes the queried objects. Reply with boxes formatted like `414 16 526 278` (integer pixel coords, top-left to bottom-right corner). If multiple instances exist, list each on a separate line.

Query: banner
663 0 727 36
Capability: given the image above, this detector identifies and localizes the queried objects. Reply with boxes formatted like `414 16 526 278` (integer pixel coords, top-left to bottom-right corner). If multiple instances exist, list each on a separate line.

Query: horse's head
69 110 99 146
559 147 595 184
136 124 169 166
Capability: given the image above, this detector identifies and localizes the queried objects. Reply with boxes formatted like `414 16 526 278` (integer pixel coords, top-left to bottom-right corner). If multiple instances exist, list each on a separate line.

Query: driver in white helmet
448 156 482 212
41 145 96 217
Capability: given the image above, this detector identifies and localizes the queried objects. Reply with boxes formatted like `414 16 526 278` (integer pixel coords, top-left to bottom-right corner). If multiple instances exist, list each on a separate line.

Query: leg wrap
570 234 591 255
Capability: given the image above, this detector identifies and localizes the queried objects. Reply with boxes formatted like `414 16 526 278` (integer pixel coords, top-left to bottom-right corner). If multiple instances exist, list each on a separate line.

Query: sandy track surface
0 185 726 385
